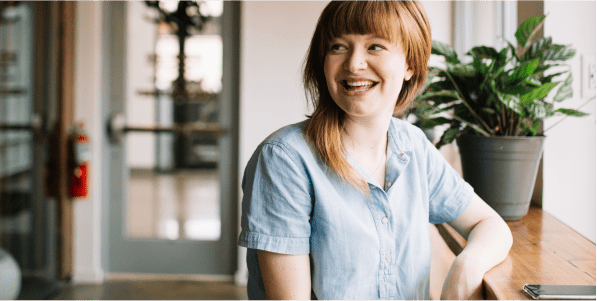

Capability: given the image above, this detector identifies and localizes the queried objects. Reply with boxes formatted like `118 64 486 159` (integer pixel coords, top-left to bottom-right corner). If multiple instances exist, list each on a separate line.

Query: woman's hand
440 252 485 299
440 193 513 300
257 250 311 300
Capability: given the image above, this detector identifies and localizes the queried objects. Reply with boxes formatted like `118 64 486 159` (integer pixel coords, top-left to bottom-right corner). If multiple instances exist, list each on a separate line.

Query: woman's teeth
343 80 376 91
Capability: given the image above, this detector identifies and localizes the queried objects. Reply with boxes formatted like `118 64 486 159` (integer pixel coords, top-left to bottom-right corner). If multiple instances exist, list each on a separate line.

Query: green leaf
543 44 576 61
520 82 559 103
555 108 590 117
420 117 452 129
497 47 510 68
515 15 546 47
490 81 523 114
525 78 542 87
425 80 454 92
540 71 568 84
523 100 554 119
446 62 478 78
495 90 523 115
432 41 459 64
410 103 439 119
506 41 520 62
467 46 499 60
553 73 573 102
432 103 459 114
472 56 490 76
533 63 565 76
507 82 535 96
509 59 540 83
440 127 460 145
418 90 460 101
522 37 552 61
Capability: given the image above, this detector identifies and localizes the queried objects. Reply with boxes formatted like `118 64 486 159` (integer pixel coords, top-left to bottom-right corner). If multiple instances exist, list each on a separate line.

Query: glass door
0 2 60 299
106 1 239 276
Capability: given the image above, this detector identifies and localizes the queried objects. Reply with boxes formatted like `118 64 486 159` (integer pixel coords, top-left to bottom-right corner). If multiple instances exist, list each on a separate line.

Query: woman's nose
343 49 367 73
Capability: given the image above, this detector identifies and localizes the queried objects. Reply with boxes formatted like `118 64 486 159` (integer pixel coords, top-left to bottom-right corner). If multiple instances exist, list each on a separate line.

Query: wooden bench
430 207 596 299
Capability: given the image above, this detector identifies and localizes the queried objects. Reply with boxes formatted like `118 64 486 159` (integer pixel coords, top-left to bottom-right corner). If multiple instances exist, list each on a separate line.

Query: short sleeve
423 136 474 224
238 141 312 255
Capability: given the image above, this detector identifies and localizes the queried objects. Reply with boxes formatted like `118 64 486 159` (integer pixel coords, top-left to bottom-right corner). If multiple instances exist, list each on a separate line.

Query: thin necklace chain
343 128 386 176
370 151 386 176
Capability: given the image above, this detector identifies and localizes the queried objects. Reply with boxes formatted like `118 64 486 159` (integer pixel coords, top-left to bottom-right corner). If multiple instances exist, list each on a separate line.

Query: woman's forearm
458 215 513 273
440 194 513 299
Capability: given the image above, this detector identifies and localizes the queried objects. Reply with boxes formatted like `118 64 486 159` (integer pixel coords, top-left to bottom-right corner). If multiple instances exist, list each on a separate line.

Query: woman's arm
440 193 513 300
257 250 311 300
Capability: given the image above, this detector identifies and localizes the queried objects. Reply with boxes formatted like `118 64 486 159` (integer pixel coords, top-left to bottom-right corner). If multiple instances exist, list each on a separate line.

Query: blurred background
0 1 593 299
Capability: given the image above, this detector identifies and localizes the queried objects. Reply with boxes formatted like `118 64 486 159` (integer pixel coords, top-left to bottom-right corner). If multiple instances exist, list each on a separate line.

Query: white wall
238 1 327 169
72 2 104 283
543 1 596 243
237 0 330 283
422 1 453 46
236 0 454 283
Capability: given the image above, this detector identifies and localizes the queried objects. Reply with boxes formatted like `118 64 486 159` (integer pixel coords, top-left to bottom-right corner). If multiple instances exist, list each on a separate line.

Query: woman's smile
341 79 379 95
324 34 413 118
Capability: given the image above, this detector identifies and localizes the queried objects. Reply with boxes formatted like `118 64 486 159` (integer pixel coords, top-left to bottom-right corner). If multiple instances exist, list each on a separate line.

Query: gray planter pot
456 134 545 221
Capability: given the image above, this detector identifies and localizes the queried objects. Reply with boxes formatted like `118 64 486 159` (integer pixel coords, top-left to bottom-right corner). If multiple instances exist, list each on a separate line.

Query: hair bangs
321 2 402 51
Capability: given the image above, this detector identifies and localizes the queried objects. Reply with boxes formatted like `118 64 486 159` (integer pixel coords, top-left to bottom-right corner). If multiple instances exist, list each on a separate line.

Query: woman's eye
330 44 346 51
369 44 384 51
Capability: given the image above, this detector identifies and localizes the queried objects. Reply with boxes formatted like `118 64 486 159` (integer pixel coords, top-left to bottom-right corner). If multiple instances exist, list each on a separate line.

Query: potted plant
411 15 588 221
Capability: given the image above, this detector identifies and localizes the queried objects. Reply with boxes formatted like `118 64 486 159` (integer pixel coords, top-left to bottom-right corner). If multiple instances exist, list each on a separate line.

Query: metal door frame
101 1 240 276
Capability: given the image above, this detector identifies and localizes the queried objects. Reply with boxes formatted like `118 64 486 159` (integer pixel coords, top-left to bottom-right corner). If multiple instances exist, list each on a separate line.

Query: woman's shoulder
252 120 312 162
389 117 429 149
261 120 309 146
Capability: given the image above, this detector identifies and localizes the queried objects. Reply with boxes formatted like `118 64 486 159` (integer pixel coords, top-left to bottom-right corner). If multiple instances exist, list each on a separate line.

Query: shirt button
385 253 391 260
387 182 392 187
399 152 405 156
382 217 388 224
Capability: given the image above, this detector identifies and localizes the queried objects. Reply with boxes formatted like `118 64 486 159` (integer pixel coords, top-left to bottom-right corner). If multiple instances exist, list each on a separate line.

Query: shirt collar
344 118 414 187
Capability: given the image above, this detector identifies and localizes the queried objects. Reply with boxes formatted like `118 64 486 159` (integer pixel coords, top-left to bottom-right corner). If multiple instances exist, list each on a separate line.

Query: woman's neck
341 114 391 157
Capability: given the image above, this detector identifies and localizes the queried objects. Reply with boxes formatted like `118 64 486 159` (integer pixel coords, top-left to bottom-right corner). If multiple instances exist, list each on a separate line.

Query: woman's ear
404 68 414 81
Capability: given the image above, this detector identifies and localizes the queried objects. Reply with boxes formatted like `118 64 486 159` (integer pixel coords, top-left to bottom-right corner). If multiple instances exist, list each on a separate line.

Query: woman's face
323 33 413 120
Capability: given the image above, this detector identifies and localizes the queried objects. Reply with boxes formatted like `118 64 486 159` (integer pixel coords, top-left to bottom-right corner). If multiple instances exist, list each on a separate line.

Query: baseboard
234 269 247 286
72 268 105 284
106 273 234 282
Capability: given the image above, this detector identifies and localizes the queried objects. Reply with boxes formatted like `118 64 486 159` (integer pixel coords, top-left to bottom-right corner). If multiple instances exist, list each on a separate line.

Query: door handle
0 113 44 133
108 113 227 144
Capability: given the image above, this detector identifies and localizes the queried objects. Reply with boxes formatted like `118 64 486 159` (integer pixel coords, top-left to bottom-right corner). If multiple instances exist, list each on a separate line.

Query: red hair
303 1 432 193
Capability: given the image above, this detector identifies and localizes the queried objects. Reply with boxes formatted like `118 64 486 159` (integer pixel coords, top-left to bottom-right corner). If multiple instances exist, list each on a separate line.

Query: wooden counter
436 207 596 300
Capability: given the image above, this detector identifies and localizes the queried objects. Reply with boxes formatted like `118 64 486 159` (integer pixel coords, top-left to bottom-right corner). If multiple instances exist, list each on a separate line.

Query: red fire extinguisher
70 122 90 198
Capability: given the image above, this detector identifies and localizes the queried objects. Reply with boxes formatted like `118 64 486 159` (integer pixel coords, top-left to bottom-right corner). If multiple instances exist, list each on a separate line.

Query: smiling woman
238 1 513 300
304 1 431 192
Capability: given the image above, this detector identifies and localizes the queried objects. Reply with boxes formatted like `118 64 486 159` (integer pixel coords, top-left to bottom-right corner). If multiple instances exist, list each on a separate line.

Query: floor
49 169 244 299
52 280 248 300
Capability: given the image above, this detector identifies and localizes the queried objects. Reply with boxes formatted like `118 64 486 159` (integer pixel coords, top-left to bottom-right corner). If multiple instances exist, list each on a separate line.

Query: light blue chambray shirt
238 118 474 300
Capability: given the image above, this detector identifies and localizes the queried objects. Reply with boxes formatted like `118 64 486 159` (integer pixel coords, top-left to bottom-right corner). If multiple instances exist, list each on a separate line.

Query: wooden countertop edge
435 207 596 300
